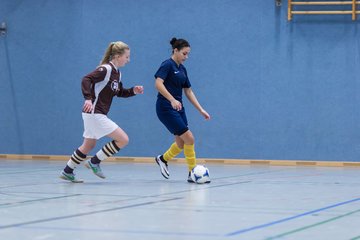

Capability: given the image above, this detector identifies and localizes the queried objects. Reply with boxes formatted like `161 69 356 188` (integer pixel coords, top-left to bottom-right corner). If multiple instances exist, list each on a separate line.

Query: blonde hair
100 41 129 65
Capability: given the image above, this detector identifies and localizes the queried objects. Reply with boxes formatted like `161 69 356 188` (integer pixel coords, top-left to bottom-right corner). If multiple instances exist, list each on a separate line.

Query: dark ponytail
170 37 190 52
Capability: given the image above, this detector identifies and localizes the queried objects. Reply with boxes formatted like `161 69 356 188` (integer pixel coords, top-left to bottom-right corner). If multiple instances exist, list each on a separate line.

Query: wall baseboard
0 154 359 167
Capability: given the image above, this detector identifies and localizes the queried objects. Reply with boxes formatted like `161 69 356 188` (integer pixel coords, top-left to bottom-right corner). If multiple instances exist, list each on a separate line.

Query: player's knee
182 131 194 145
187 138 195 145
123 136 129 146
115 136 129 148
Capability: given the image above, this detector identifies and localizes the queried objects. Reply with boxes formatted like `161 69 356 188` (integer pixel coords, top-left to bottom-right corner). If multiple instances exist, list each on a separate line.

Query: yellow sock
184 144 196 171
163 142 183 161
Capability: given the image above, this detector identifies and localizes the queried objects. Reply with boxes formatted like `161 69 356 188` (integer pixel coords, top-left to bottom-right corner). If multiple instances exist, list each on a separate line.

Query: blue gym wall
1 0 359 161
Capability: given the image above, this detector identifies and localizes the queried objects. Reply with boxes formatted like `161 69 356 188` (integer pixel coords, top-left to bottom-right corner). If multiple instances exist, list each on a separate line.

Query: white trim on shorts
82 113 119 140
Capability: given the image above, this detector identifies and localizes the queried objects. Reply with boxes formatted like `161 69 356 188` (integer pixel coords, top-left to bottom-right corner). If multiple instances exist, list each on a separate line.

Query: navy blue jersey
155 58 191 135
154 58 191 102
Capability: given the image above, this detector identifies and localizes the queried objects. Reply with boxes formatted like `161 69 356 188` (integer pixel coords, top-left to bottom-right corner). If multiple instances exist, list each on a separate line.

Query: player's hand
83 99 93 113
201 109 211 120
134 86 144 94
171 99 182 111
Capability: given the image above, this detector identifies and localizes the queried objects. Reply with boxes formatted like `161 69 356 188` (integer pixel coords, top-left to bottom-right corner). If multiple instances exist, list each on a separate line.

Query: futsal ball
190 165 210 184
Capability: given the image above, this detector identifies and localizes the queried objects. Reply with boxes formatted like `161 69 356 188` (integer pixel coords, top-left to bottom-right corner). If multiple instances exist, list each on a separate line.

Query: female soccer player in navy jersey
154 37 211 183
60 41 144 183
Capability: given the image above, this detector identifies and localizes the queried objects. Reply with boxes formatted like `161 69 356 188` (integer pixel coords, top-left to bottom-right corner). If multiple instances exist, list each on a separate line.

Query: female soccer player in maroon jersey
60 41 143 183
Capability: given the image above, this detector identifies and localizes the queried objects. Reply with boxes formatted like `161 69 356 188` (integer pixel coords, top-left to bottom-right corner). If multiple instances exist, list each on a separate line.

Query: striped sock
91 140 120 164
163 142 183 161
64 149 86 173
184 144 196 172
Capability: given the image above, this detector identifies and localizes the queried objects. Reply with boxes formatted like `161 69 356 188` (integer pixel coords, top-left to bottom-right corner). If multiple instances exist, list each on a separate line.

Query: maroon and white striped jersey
81 63 135 115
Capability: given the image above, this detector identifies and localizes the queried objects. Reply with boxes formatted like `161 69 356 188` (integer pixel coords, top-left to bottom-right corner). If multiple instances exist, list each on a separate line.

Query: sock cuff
71 149 87 164
184 144 194 151
111 140 120 151
172 142 183 151
97 141 121 161
75 149 86 158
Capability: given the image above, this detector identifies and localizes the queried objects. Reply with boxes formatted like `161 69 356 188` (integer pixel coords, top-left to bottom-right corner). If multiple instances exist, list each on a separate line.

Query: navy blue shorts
156 99 188 136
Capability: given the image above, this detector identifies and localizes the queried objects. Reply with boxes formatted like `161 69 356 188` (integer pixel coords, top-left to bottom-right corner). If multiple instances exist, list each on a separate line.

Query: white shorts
82 113 119 140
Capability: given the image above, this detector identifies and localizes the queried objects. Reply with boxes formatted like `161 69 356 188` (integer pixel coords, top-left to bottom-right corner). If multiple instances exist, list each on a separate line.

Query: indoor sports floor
0 159 359 240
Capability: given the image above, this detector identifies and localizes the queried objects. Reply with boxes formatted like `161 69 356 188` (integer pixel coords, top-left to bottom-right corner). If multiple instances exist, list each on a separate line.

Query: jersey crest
111 81 119 92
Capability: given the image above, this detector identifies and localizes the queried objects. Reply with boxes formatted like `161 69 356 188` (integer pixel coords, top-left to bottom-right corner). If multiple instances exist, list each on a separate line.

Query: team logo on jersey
111 81 119 91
